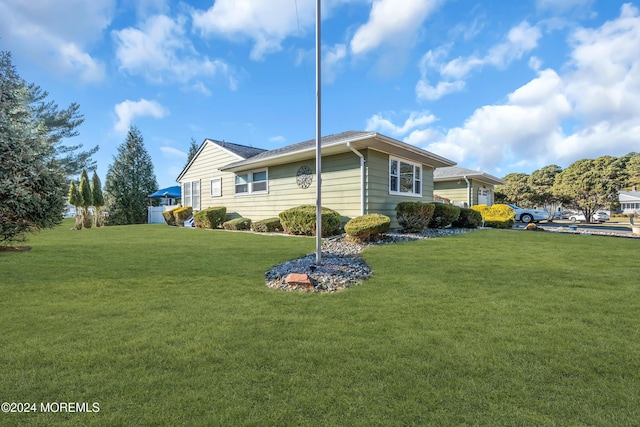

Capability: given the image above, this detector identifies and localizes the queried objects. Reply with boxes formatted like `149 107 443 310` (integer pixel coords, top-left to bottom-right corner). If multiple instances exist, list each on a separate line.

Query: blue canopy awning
148 185 181 199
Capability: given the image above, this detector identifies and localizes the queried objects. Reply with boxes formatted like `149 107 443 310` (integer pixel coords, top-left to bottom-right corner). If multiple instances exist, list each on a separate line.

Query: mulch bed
0 246 32 253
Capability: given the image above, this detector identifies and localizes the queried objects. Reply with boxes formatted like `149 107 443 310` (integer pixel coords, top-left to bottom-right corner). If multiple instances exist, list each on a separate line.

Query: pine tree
0 51 66 246
91 171 105 227
78 168 93 228
105 126 158 225
185 137 199 168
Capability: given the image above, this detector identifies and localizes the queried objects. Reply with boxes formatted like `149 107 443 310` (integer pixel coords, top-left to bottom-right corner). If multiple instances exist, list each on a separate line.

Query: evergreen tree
91 171 105 227
0 52 66 246
105 126 158 225
495 173 534 206
78 168 93 228
27 86 98 177
185 137 199 168
554 156 625 221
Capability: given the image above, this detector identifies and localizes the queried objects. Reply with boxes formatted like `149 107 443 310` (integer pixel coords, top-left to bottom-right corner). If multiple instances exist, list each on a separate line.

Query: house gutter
347 142 366 215
463 175 471 207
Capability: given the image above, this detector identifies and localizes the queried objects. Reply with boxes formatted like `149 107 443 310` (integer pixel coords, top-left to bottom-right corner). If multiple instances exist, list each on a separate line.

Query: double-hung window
389 157 422 196
210 178 222 197
235 169 268 195
182 180 201 210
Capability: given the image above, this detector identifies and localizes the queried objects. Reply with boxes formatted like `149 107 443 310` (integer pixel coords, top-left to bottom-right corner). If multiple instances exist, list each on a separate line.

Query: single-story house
176 130 455 227
433 166 505 207
619 190 640 214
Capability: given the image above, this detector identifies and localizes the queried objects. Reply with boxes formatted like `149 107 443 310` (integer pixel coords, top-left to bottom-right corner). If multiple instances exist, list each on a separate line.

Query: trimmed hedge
472 204 515 229
452 208 482 229
395 202 435 232
279 205 342 237
344 214 391 241
194 206 226 229
429 203 461 229
251 217 283 233
173 207 193 227
223 217 252 231
162 209 177 226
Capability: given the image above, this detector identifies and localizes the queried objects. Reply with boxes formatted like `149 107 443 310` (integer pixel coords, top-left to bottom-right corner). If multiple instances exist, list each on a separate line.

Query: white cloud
397 4 640 174
417 21 542 100
366 111 437 136
0 0 112 83
350 0 441 55
536 0 593 14
160 146 187 159
322 44 348 84
114 99 169 133
192 0 315 61
113 14 235 89
269 135 286 144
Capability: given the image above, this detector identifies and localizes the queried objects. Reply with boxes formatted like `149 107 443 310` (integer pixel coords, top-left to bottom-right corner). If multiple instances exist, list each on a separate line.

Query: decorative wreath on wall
296 165 313 189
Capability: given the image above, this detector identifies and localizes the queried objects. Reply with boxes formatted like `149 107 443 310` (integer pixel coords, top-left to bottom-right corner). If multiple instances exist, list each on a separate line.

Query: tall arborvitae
78 168 93 228
91 171 105 227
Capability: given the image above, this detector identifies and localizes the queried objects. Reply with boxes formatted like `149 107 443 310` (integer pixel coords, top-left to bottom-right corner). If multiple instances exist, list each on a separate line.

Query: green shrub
428 203 461 229
472 204 515 229
251 217 283 233
452 208 482 229
173 207 193 227
344 214 390 241
223 217 252 231
395 202 435 232
278 205 342 237
194 206 226 229
162 209 177 226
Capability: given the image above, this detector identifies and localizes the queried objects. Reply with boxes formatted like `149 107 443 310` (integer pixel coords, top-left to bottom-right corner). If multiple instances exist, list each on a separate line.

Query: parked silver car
508 204 550 223
568 211 610 223
592 211 610 223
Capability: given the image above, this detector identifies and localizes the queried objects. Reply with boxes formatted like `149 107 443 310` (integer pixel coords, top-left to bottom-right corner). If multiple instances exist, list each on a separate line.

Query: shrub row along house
177 130 498 228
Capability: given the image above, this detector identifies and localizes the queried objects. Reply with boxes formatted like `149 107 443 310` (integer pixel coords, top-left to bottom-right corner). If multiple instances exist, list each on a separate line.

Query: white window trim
210 177 222 197
234 168 269 196
389 157 422 197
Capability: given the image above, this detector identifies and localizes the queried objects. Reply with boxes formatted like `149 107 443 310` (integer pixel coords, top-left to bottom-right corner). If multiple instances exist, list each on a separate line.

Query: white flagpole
315 0 322 264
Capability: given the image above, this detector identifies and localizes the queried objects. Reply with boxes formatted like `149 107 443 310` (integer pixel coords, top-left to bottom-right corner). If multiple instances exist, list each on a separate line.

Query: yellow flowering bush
472 204 515 229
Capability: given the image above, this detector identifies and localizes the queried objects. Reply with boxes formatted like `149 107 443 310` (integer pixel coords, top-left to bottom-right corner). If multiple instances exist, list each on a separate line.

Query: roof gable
434 166 505 186
620 191 640 202
176 138 266 182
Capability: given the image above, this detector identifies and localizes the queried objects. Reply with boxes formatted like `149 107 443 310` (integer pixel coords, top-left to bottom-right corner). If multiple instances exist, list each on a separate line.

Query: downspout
347 142 366 215
463 175 471 207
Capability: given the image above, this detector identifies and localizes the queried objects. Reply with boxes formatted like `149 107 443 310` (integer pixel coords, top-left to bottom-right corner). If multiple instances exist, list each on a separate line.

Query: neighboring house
177 130 455 227
619 190 640 214
433 166 505 207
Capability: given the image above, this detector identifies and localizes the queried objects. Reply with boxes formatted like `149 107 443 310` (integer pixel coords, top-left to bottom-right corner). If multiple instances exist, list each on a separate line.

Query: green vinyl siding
434 181 469 206
205 152 362 222
366 149 434 228
434 179 496 206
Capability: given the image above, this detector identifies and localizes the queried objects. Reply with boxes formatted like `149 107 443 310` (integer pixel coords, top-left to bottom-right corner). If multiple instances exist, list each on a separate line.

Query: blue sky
2 0 639 188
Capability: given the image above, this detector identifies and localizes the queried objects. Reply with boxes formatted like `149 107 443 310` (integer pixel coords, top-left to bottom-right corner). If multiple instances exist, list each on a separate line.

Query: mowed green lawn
1 221 639 426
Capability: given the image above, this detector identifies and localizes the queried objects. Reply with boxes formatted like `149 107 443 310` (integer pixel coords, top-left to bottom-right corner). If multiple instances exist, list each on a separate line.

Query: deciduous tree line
496 154 640 221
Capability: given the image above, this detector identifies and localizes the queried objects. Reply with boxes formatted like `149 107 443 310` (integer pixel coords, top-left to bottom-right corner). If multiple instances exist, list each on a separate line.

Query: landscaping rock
265 227 477 293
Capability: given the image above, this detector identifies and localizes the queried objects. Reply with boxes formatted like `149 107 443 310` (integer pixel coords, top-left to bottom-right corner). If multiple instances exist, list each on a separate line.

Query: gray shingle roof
226 131 374 167
434 166 505 185
209 139 267 159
